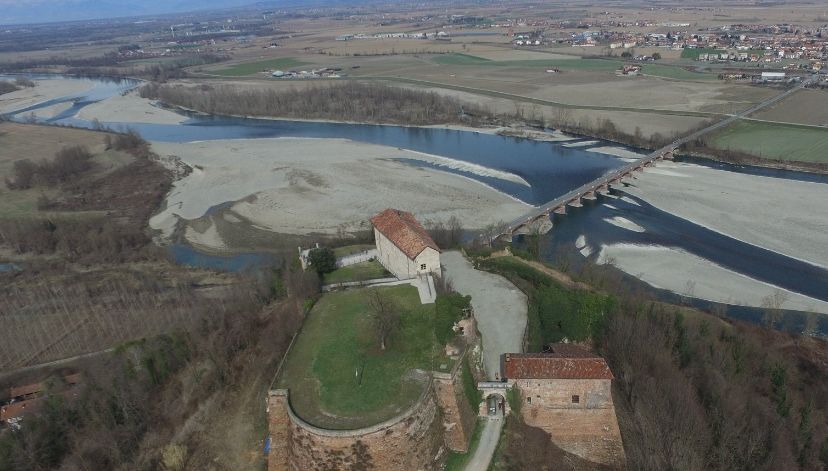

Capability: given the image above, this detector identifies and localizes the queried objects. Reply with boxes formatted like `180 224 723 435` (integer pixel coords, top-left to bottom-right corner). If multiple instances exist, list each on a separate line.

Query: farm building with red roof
370 208 441 279
499 345 626 467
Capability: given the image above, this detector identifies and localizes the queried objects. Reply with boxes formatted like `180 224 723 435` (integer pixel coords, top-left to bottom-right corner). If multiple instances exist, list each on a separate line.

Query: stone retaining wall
268 382 443 471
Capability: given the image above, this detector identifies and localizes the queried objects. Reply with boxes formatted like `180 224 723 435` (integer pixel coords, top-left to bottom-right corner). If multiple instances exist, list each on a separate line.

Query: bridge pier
553 205 566 215
567 197 583 208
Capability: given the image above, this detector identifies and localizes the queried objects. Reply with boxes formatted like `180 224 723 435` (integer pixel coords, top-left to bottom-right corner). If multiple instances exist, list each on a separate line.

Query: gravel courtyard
441 251 527 380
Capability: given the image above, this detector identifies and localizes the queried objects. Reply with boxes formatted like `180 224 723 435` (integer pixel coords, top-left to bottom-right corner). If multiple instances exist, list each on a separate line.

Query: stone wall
267 391 291 470
513 378 626 467
433 372 475 452
267 384 443 471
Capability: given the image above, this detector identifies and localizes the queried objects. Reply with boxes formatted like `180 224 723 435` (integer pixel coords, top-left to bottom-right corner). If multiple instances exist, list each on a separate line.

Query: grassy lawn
323 260 390 284
210 57 308 76
642 63 717 81
708 120 828 163
333 244 375 258
433 53 492 65
276 285 447 429
444 418 487 471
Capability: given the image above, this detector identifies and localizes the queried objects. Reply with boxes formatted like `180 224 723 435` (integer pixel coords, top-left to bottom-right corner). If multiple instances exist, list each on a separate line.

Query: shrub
435 292 471 344
5 145 93 189
0 80 19 95
308 247 336 274
15 76 35 87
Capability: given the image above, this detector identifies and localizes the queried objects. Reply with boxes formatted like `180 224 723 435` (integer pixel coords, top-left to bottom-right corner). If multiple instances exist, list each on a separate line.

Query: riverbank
77 89 185 124
622 160 828 269
149 137 532 249
596 243 828 315
0 77 93 114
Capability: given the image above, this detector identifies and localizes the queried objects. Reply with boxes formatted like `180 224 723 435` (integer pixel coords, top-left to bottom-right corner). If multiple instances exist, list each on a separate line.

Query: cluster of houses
335 31 450 41
270 67 344 79
0 373 81 431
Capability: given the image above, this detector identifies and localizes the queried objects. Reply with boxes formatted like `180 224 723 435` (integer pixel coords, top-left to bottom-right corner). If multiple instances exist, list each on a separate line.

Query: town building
501 345 626 467
370 208 441 279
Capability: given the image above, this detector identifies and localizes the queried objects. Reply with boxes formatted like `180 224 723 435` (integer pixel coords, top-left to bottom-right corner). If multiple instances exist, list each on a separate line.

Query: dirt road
463 417 504 471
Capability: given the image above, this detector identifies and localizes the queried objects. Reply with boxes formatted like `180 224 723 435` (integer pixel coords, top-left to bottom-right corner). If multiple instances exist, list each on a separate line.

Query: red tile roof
503 345 614 380
370 208 440 260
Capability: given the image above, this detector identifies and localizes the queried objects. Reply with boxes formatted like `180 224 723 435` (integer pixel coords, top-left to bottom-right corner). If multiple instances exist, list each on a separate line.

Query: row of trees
139 81 500 126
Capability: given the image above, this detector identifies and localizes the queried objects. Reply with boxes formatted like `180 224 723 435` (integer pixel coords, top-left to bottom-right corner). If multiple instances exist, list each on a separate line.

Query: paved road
464 417 504 471
441 251 527 380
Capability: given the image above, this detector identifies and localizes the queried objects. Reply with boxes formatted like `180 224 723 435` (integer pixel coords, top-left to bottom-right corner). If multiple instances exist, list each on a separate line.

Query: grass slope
211 57 308 76
323 260 390 284
709 120 828 163
277 285 444 429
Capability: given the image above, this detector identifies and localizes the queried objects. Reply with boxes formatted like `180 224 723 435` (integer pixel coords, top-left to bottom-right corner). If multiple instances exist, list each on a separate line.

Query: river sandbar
623 161 828 268
149 137 532 244
597 243 828 314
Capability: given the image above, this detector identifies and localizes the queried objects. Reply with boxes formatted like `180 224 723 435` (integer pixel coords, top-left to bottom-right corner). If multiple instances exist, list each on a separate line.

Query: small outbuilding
370 208 441 280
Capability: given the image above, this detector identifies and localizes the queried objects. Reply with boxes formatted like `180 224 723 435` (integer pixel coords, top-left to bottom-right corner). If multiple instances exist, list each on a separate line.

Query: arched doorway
486 393 505 417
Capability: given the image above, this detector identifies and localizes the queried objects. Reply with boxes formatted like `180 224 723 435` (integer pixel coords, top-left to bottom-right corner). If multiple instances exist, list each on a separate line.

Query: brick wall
267 386 443 471
514 378 626 467
434 374 475 452
267 391 290 471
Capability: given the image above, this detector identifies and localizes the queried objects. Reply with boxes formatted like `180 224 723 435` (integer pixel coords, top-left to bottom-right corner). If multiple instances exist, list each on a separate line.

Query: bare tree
367 289 400 350
761 289 789 329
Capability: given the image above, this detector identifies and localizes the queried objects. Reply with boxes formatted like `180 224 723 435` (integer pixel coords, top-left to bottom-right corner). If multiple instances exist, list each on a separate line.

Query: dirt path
463 417 504 471
441 251 527 379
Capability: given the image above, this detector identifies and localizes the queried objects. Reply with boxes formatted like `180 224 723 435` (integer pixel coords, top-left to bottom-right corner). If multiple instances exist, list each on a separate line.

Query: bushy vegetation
479 257 615 350
435 292 471 344
0 287 306 470
598 300 828 470
460 357 482 412
140 81 499 126
0 81 19 95
5 145 94 190
0 130 171 264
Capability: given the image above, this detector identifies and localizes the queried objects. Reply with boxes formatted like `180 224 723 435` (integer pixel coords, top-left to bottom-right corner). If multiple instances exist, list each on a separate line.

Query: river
3 74 827 335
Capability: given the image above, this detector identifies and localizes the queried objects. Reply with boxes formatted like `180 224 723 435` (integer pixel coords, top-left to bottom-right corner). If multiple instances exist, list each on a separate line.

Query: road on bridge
500 74 823 238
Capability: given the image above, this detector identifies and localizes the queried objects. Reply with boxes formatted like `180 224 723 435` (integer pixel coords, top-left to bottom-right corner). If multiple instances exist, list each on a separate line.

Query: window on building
420 264 427 270
571 395 580 404
526 397 531 404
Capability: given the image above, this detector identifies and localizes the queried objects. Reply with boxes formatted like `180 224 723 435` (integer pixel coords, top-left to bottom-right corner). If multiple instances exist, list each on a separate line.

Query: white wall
374 228 441 279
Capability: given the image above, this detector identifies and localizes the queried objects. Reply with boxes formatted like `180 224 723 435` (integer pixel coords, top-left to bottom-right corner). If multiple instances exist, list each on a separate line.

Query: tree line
139 81 501 126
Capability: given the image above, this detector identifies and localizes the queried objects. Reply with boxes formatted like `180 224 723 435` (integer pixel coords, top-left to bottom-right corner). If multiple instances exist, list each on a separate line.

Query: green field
432 53 620 71
642 63 717 81
276 286 447 429
210 57 308 76
323 259 390 284
708 120 828 163
432 53 492 65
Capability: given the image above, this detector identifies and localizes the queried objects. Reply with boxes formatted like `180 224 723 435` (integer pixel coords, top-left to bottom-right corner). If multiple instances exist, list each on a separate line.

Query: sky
0 0 265 25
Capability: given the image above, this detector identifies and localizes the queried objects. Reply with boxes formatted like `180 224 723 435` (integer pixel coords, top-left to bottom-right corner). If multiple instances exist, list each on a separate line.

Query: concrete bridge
499 74 822 240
